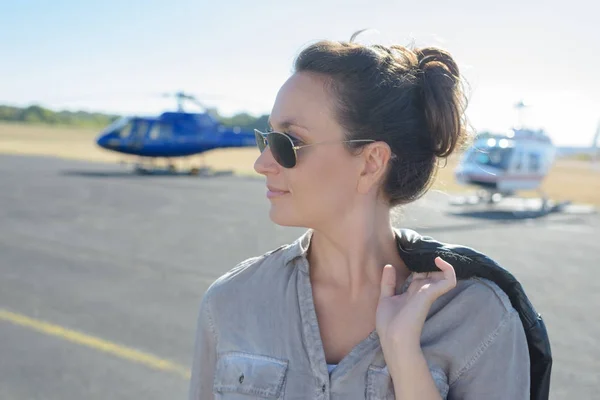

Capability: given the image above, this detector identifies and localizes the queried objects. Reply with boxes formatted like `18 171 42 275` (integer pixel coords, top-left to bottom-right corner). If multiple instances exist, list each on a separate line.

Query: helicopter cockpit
101 117 131 136
101 116 172 141
465 139 516 171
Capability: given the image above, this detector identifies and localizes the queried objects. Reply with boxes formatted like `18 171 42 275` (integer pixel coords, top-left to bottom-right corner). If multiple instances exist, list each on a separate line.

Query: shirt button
239 374 244 383
321 383 326 392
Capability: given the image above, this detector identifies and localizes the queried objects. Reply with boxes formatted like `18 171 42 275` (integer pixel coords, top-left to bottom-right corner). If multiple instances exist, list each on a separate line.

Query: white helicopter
453 101 557 207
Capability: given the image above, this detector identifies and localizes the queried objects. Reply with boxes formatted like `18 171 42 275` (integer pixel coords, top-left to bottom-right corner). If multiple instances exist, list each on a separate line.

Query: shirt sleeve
188 292 218 400
448 308 530 399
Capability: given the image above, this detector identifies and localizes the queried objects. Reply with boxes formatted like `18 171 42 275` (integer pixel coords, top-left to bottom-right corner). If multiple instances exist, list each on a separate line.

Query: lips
266 185 289 199
267 184 288 192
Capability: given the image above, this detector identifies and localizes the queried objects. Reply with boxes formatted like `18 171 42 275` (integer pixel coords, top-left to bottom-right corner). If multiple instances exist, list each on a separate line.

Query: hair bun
416 47 460 80
414 47 466 158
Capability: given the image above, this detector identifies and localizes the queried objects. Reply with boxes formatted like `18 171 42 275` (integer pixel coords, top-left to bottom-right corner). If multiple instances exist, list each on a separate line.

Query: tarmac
0 154 598 399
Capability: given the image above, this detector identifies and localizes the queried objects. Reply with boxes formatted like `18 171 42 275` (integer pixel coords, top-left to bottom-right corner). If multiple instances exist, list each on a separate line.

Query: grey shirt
188 229 530 399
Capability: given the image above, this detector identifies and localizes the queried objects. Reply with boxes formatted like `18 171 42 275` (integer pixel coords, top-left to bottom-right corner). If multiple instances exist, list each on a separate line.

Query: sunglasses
254 129 375 168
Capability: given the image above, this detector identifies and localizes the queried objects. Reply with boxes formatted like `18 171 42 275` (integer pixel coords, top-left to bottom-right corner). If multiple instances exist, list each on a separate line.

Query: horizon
1 0 598 147
0 102 595 150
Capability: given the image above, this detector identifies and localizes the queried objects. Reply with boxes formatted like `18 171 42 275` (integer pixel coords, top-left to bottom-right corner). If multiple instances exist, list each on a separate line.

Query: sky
1 0 598 146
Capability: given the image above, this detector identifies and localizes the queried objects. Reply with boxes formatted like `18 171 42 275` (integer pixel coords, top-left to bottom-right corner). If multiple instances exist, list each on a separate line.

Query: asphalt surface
0 154 598 399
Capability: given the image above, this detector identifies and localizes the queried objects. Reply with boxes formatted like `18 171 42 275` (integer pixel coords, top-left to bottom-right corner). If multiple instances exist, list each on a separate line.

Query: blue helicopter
95 91 257 174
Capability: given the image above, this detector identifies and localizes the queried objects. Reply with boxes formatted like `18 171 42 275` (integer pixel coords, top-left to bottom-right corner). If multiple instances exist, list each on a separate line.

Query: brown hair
293 32 469 207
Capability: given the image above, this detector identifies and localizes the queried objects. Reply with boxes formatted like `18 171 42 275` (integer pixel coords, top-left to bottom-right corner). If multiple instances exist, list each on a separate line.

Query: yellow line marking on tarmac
0 308 191 379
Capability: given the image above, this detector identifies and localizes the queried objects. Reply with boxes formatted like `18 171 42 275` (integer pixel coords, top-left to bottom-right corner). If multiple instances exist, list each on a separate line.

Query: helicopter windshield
107 117 146 139
102 117 131 135
467 145 514 170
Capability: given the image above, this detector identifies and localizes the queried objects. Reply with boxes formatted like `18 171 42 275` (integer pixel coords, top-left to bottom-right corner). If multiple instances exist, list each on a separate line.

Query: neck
306 205 409 298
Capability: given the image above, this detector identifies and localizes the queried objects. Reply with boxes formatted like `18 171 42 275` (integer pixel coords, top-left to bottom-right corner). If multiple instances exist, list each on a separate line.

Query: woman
189 33 530 399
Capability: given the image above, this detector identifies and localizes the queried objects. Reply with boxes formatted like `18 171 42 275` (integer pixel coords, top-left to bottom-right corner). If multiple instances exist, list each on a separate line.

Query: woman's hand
375 258 456 400
376 257 457 350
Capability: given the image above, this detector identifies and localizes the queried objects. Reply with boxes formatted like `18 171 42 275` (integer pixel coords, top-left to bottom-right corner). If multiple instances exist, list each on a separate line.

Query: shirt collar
282 228 313 267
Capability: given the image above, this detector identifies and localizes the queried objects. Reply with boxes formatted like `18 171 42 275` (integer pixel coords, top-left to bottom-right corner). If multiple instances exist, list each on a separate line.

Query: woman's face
254 71 367 228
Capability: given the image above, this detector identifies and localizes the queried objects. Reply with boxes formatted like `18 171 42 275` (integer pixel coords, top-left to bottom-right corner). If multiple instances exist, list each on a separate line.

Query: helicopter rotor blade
184 95 208 110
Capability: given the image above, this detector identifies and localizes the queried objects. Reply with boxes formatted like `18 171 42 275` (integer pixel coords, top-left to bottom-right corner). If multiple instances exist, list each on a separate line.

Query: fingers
412 271 444 281
435 257 457 285
411 257 456 282
408 257 457 297
428 257 457 297
379 264 396 299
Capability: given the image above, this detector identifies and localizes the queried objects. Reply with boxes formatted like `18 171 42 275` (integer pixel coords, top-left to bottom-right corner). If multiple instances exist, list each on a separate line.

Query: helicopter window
149 124 160 140
103 117 130 136
117 122 133 138
468 146 514 170
529 153 541 172
133 121 149 139
514 152 523 171
148 123 172 140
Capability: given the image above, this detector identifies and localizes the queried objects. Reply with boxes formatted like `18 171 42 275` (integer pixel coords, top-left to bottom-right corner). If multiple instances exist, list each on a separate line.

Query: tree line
0 104 500 144
0 104 270 131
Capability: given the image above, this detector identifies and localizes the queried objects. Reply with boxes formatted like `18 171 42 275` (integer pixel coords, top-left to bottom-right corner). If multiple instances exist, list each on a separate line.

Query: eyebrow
268 118 310 139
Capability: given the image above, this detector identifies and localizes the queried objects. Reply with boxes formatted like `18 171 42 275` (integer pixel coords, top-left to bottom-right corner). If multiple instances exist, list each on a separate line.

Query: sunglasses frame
254 129 375 168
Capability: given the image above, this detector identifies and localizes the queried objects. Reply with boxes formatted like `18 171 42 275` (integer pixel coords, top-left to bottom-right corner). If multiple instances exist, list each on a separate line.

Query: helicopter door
528 152 541 174
513 151 523 173
128 120 149 150
148 122 172 141
147 122 173 154
499 150 529 192
504 150 543 191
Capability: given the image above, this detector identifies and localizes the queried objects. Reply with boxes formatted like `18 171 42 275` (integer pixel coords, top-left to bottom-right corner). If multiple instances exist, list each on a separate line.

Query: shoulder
201 241 297 305
443 277 514 317
431 276 519 342
194 240 302 341
425 277 529 384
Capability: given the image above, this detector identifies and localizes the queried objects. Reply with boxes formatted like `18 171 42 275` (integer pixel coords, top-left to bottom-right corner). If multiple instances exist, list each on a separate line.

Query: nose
253 146 280 176
96 132 119 150
96 133 110 149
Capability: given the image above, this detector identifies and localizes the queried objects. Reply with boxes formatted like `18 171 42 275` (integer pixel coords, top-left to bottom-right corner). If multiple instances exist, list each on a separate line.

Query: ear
356 142 392 195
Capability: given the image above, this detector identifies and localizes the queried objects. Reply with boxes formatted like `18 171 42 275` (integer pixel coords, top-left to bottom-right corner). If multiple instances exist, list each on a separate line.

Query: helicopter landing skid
449 190 504 206
125 157 207 176
449 188 571 216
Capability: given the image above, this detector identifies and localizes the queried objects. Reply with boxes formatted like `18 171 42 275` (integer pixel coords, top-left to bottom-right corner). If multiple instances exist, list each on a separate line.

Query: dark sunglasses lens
254 131 266 152
269 133 296 168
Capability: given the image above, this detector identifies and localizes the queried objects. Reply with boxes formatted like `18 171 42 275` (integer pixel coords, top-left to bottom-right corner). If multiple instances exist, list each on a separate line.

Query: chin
268 204 305 228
